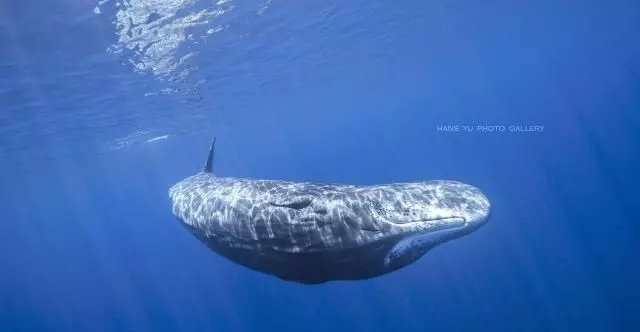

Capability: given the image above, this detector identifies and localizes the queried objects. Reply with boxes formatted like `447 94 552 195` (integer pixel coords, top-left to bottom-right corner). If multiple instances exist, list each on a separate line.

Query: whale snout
450 181 491 230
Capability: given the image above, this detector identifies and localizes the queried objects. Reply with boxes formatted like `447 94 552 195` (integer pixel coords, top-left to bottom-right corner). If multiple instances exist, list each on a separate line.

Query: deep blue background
1 0 639 331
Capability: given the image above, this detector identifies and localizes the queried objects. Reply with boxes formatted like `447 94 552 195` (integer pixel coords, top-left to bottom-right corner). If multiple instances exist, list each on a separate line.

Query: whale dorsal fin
203 137 216 173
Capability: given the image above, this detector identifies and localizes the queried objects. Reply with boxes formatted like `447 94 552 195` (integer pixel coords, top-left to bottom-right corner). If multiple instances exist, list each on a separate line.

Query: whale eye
269 196 313 210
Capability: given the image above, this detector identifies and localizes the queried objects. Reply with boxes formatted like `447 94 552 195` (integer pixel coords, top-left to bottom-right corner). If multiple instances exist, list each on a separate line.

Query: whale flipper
203 137 216 173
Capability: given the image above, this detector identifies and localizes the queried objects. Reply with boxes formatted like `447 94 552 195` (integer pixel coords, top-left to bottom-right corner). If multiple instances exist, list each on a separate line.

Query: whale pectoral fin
269 196 314 210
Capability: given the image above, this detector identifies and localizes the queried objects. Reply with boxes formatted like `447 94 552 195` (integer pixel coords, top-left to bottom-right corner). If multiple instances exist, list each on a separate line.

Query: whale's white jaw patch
384 217 467 266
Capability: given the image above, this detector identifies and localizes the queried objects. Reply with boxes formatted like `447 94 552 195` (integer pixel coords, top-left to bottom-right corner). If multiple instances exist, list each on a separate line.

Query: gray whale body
169 139 491 284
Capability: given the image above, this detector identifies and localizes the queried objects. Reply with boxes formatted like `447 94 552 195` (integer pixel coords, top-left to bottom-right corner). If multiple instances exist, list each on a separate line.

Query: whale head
364 180 491 271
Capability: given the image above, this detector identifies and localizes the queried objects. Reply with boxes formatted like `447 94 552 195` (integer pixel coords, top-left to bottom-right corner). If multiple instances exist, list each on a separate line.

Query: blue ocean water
1 0 639 331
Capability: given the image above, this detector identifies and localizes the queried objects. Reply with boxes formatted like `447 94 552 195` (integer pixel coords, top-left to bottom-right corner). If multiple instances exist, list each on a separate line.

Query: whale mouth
382 202 490 268
383 217 468 266
385 216 468 232
414 217 469 235
401 216 469 234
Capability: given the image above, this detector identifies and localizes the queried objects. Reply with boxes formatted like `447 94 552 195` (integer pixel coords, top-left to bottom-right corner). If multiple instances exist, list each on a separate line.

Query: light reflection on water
94 0 272 89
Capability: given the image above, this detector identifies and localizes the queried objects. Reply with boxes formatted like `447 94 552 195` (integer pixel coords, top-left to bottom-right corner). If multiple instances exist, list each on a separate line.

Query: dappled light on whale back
168 139 491 284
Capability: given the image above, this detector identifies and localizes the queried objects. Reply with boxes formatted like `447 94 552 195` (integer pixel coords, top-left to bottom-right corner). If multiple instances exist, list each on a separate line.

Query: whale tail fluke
203 137 216 173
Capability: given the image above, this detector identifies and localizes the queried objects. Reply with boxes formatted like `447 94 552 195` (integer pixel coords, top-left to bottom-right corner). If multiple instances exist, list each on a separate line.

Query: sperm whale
169 139 491 284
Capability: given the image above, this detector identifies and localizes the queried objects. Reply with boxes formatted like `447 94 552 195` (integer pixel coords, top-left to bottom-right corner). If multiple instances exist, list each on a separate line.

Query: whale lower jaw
384 217 468 266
